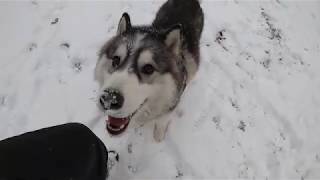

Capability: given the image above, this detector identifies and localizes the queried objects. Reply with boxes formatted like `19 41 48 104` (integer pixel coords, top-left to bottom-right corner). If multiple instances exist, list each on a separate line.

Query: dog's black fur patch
153 0 204 60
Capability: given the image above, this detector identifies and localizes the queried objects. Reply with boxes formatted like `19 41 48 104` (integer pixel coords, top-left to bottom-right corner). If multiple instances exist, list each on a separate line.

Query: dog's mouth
106 99 147 135
106 116 130 135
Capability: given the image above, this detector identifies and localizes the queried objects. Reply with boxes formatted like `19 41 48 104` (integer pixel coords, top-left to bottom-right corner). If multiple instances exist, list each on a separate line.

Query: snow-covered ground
1 0 320 179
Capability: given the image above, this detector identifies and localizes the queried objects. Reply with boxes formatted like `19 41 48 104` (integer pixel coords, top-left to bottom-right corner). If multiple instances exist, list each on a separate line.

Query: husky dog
95 0 204 142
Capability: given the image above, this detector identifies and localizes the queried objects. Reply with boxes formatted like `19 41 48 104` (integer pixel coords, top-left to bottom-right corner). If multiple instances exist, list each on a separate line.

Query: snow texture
1 1 320 179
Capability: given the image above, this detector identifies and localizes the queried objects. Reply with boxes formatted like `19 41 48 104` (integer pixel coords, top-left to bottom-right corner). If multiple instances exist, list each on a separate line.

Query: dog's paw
153 123 166 142
153 114 171 142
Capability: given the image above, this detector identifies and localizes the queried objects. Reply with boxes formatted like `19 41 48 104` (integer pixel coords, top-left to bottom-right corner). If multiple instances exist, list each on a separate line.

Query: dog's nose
100 89 124 110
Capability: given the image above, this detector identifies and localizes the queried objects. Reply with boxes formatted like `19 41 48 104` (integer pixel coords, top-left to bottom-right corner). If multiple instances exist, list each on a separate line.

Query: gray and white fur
95 0 204 142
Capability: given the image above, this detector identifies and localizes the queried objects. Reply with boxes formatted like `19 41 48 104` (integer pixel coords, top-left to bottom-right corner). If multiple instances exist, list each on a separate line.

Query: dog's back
153 0 204 59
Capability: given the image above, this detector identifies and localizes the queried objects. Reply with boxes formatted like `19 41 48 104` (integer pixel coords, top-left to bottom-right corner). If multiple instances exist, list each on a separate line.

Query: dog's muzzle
105 98 148 136
99 88 124 110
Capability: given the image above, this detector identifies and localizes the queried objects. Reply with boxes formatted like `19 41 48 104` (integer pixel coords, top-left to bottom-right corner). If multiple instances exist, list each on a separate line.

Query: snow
1 0 320 179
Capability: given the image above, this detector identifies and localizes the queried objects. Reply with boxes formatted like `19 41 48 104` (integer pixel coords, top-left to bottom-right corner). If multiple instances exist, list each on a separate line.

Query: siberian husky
95 0 204 142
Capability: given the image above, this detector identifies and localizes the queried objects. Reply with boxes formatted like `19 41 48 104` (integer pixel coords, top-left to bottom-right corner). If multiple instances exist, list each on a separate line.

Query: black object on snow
0 123 108 180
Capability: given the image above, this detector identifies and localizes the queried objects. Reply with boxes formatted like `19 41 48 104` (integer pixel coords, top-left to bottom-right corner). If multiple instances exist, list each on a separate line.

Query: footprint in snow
60 42 70 49
73 62 82 73
175 166 183 178
71 56 85 73
238 121 246 132
212 116 223 131
50 17 59 25
28 43 37 52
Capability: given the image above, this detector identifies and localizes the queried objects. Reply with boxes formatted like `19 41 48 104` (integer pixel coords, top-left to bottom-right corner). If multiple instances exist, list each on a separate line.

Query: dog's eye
111 56 121 68
141 64 155 75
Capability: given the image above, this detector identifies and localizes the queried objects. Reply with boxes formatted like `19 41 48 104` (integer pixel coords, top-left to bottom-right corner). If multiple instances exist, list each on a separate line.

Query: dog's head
95 13 185 135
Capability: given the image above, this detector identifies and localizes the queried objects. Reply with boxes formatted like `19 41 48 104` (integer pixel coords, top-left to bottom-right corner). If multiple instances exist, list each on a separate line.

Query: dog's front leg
153 114 171 142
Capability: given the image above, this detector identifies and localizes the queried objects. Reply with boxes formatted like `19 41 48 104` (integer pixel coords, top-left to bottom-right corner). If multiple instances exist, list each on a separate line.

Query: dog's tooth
120 124 125 129
108 124 121 131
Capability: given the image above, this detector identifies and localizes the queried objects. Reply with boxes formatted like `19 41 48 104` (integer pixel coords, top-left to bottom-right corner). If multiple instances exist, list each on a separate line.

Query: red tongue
106 116 130 135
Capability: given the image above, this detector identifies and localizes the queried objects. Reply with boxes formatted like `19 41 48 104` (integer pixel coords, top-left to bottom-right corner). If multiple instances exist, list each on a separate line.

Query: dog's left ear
164 24 182 55
117 12 131 35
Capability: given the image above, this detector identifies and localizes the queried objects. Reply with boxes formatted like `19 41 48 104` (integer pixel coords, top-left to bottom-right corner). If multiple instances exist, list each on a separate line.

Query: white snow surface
1 0 320 179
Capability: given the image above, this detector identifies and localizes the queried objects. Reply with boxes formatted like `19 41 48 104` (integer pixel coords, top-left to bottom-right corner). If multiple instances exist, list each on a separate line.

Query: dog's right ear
117 13 131 35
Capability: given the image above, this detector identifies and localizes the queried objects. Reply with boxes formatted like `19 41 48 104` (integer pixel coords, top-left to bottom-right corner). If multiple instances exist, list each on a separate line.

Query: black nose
100 89 124 110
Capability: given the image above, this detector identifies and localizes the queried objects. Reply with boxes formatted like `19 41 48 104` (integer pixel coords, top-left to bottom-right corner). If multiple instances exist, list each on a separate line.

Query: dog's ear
117 13 131 35
164 24 182 55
